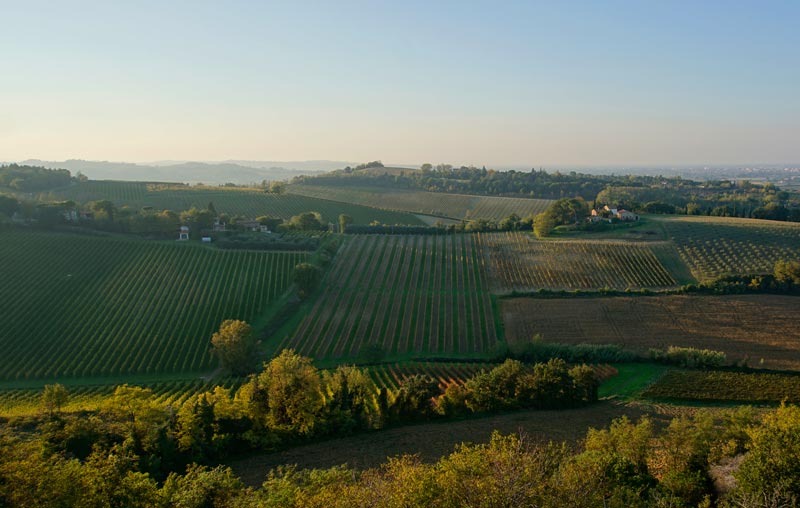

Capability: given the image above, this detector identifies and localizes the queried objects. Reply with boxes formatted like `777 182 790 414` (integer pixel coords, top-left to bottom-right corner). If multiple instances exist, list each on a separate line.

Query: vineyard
0 377 243 417
45 181 424 225
501 295 800 370
367 362 618 391
661 216 800 281
287 184 553 221
477 232 678 292
0 230 305 380
642 370 800 403
281 234 500 361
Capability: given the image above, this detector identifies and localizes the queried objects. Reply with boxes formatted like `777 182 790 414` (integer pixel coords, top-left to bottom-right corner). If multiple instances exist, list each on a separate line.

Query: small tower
178 226 189 241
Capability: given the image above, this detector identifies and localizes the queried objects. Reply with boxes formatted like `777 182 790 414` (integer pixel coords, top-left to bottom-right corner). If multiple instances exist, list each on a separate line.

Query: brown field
227 401 656 486
502 294 800 370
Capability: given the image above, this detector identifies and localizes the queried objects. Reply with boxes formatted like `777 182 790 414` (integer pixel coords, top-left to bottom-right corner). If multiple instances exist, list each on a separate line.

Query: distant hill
13 159 355 185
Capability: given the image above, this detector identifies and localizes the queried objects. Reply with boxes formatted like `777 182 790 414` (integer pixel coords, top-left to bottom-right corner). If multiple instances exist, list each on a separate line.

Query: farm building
617 209 639 221
178 226 189 241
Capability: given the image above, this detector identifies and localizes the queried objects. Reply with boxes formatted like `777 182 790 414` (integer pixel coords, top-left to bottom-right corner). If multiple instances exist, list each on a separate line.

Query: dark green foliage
643 370 800 403
293 262 322 299
510 340 639 364
649 346 726 368
0 164 72 191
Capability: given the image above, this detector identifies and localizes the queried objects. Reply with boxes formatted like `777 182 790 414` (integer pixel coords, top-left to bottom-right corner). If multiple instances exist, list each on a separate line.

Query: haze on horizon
1 0 798 168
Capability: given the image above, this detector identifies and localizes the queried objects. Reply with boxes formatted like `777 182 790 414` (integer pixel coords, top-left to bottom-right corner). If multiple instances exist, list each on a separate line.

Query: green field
661 216 800 281
642 369 800 403
39 181 425 225
477 231 680 291
288 184 553 221
0 230 305 381
281 234 500 362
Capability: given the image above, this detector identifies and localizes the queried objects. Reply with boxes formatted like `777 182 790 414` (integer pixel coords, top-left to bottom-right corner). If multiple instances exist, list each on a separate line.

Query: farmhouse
588 206 639 222
238 219 271 233
178 226 189 241
616 209 639 221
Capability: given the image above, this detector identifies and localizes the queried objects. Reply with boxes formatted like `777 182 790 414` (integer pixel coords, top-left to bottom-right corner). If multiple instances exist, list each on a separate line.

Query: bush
649 346 726 368
510 340 638 364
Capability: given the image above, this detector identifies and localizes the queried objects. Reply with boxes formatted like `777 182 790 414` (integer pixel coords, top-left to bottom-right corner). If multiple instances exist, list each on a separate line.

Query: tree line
4 398 800 506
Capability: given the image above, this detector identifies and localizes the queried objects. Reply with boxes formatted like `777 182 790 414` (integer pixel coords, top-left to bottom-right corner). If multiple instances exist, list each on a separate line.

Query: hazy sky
1 0 798 167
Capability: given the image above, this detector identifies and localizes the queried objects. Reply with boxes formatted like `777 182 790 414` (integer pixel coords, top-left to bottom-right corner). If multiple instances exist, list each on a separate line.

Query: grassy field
287 184 553 221
642 369 800 403
0 229 305 381
279 234 500 362
40 181 425 225
477 232 680 292
660 215 800 281
501 295 800 370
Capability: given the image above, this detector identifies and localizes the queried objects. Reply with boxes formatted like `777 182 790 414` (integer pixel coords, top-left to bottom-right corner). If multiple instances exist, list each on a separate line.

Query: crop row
0 230 304 380
0 377 242 417
288 184 553 221
477 231 677 292
642 369 800 403
282 234 500 361
663 216 800 281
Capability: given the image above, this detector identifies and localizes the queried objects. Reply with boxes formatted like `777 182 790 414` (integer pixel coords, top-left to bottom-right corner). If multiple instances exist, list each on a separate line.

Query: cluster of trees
296 165 693 200
2 193 334 240
597 183 800 222
692 260 800 295
0 164 72 191
14 350 599 485
5 400 800 506
533 197 590 237
295 164 800 224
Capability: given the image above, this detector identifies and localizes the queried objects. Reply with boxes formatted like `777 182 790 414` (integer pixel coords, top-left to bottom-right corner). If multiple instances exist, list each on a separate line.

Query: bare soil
502 294 800 370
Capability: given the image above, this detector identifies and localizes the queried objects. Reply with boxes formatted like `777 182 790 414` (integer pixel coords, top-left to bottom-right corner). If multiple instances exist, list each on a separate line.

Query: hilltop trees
209 320 259 376
533 197 589 237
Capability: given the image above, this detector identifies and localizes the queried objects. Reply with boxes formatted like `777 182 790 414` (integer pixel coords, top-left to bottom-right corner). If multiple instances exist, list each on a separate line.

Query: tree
735 404 800 501
268 181 286 194
293 263 321 299
338 214 353 234
210 320 259 376
287 211 324 231
92 200 116 221
256 215 282 231
533 212 556 238
0 194 19 217
253 349 325 436
775 260 800 288
420 163 433 171
41 383 69 417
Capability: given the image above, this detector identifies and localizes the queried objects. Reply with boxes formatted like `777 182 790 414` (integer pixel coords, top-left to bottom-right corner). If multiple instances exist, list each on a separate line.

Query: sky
1 0 798 167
